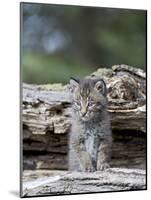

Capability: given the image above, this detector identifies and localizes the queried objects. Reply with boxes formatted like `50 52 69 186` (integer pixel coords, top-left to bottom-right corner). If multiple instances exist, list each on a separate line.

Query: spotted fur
69 77 112 172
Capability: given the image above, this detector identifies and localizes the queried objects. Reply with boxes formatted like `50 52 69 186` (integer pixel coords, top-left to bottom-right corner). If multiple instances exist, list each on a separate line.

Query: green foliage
22 3 146 84
22 52 94 84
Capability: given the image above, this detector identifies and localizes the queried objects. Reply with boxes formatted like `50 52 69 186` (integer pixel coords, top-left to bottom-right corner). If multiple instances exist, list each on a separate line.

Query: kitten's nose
81 107 87 116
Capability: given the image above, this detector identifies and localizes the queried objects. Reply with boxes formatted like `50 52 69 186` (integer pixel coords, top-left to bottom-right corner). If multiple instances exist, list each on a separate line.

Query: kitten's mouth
81 116 89 121
80 113 90 121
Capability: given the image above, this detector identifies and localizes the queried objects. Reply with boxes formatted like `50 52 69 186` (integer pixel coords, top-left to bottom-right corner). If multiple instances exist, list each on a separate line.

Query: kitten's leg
78 149 95 172
97 138 112 171
72 140 95 172
68 147 81 171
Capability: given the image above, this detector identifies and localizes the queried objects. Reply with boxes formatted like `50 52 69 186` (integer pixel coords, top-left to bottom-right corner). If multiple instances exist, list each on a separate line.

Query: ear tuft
95 79 106 95
69 77 80 92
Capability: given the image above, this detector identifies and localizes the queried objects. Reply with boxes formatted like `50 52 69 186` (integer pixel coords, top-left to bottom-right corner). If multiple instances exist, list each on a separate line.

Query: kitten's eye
88 101 95 106
74 101 81 107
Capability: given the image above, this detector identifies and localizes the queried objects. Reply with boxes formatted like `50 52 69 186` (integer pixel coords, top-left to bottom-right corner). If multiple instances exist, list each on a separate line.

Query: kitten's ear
69 77 80 92
95 79 107 96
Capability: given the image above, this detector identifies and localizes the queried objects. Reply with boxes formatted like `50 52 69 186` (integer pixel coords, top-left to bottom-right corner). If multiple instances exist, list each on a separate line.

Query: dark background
21 3 146 84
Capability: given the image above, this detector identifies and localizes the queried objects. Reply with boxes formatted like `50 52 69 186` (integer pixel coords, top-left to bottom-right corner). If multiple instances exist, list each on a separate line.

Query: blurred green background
21 3 146 84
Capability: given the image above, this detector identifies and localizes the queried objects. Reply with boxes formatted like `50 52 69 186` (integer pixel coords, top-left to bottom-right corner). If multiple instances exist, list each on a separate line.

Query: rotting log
22 168 146 197
22 65 146 170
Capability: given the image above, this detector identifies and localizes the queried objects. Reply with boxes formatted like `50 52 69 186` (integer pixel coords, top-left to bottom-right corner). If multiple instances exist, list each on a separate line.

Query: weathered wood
22 168 146 197
23 131 146 170
22 65 146 170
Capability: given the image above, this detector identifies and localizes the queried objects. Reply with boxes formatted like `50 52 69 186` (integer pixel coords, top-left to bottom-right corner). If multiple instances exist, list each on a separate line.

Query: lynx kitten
69 77 112 172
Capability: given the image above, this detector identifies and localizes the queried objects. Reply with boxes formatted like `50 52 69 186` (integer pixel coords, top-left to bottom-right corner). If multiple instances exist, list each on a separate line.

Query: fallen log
22 65 146 170
22 168 146 197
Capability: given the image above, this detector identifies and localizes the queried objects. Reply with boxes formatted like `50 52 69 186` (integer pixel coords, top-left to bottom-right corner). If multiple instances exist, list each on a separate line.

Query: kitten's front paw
82 164 95 172
97 163 110 171
86 165 95 172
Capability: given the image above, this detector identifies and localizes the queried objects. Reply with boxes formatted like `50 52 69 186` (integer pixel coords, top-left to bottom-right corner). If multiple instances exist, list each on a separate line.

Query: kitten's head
70 77 107 121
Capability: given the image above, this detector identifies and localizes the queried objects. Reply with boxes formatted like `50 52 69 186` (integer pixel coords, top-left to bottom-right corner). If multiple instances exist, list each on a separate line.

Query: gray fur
69 77 112 172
